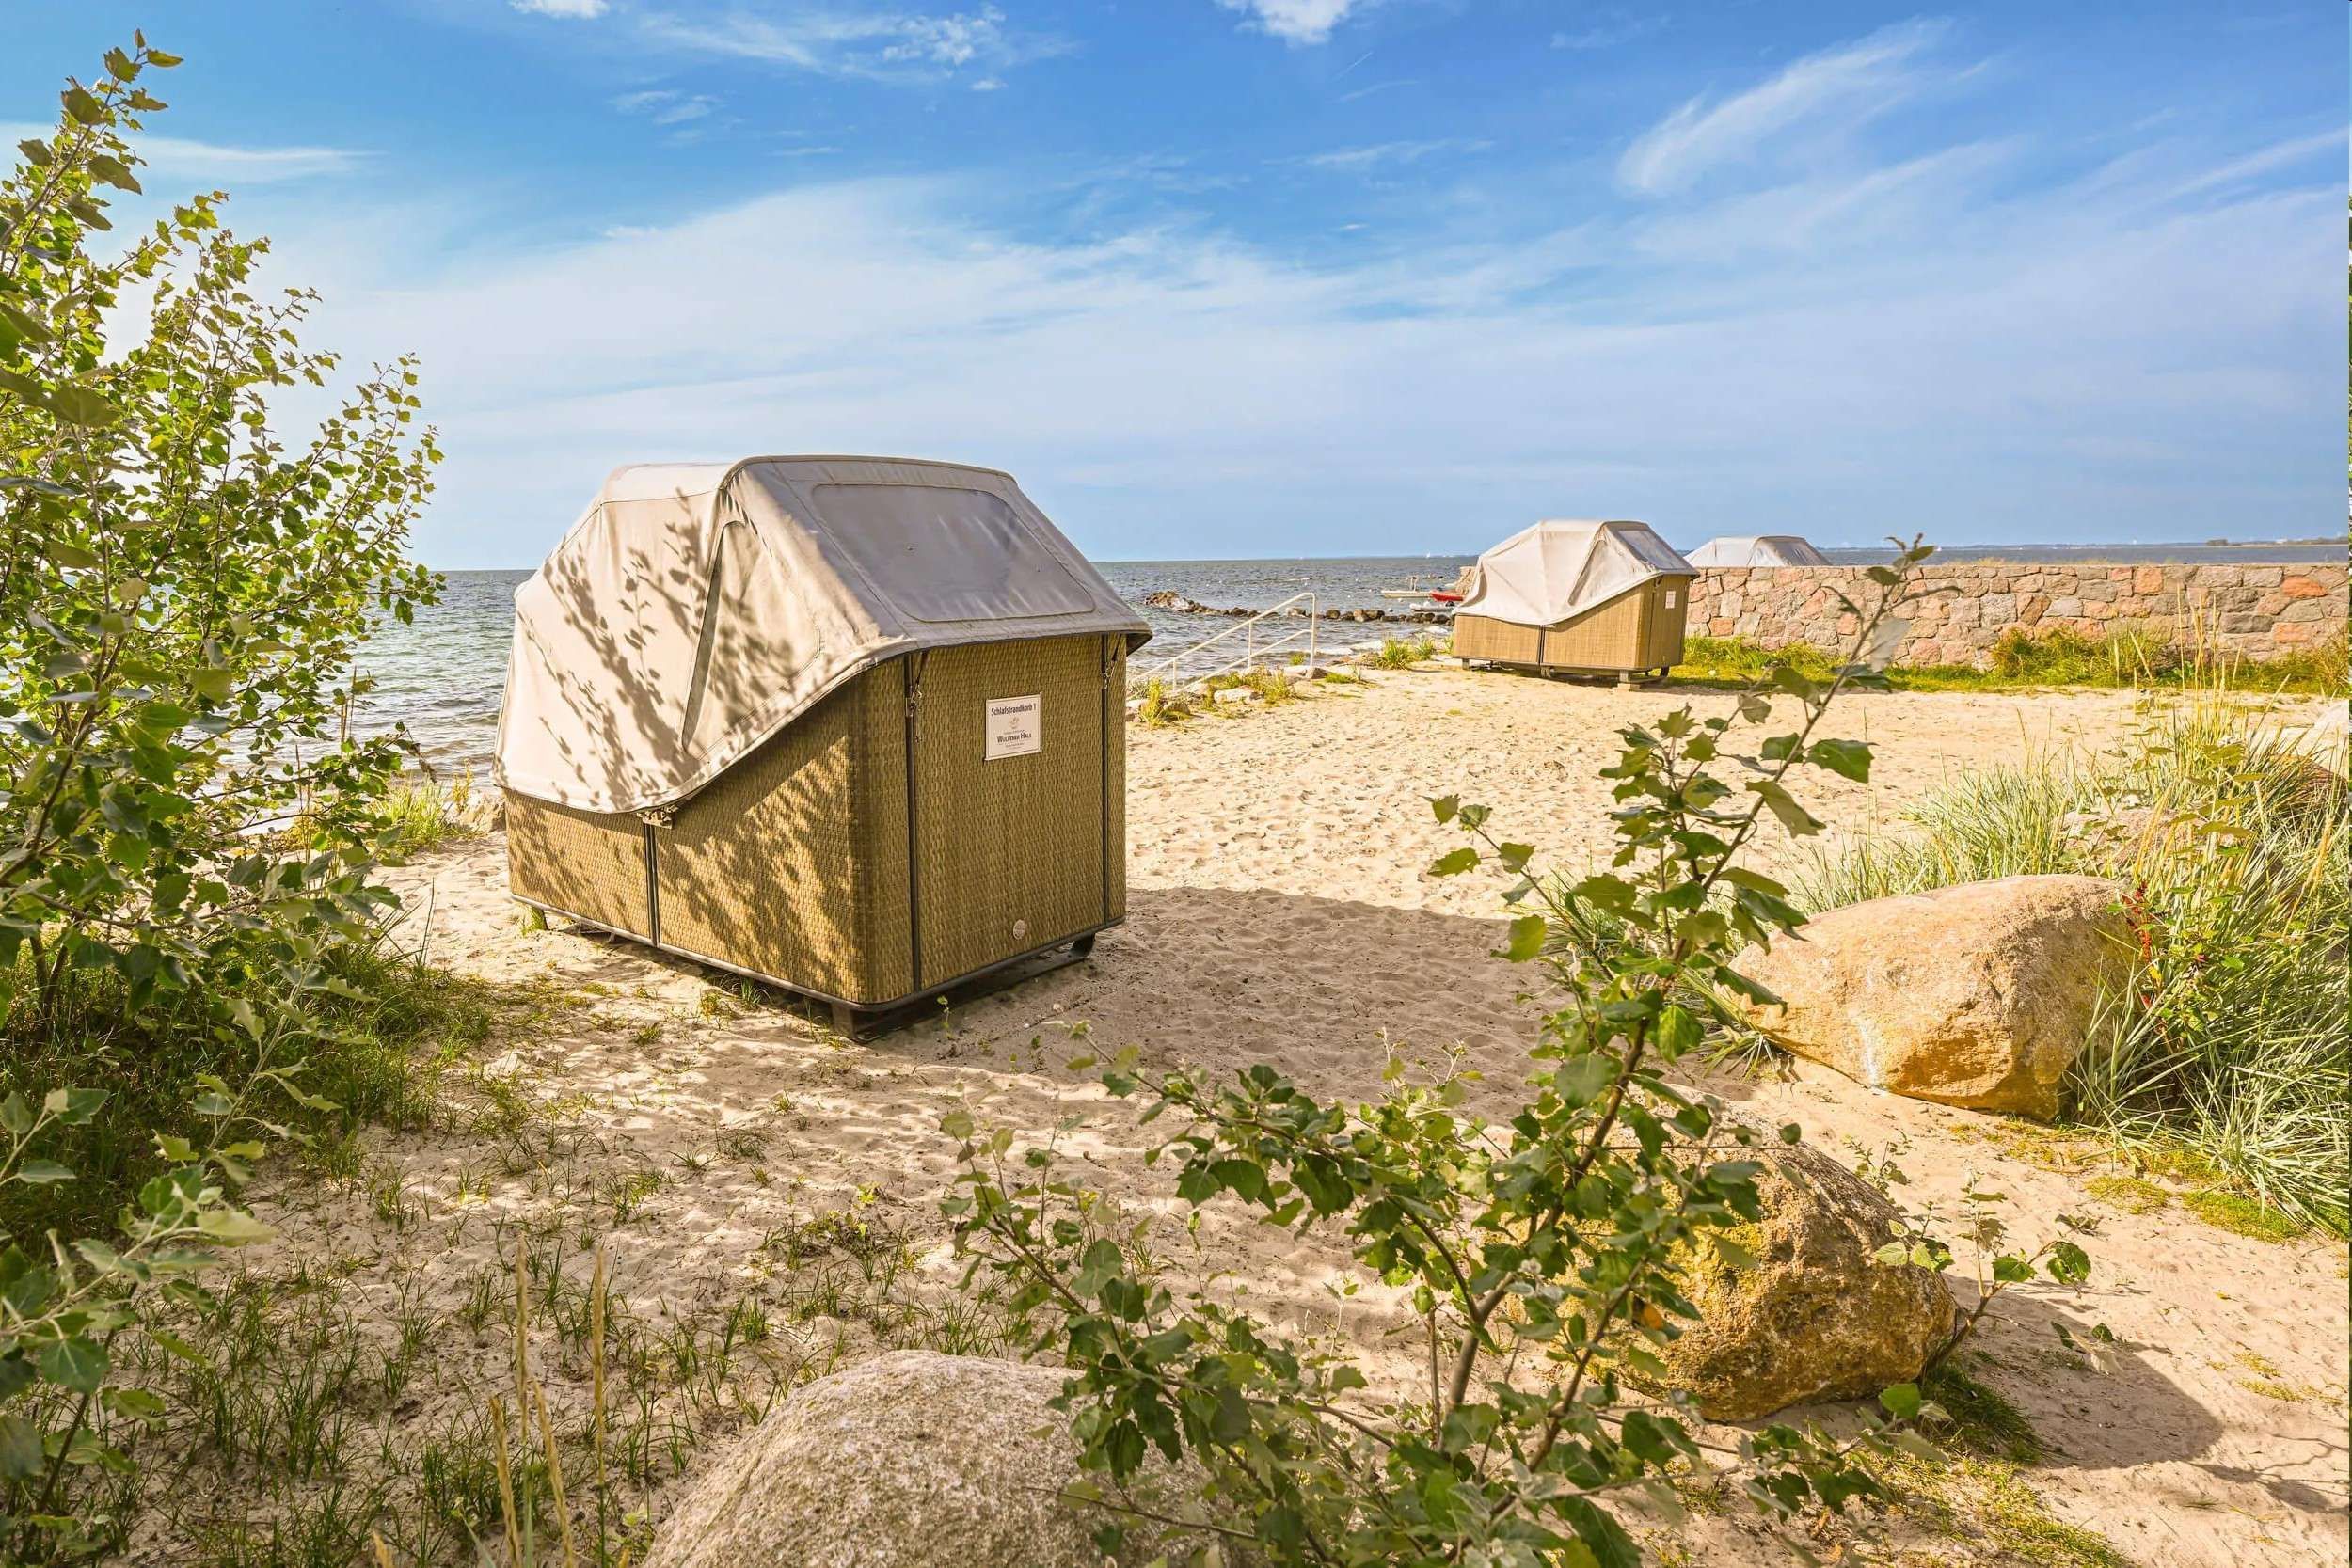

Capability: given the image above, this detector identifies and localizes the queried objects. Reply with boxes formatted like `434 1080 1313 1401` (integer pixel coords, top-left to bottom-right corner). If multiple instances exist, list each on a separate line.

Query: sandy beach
229 668 2346 1566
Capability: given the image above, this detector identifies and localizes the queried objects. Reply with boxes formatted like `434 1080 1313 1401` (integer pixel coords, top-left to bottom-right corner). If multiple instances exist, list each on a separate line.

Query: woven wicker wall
911 635 1109 987
654 661 911 1005
1454 578 1689 672
506 633 1126 1011
505 795 651 938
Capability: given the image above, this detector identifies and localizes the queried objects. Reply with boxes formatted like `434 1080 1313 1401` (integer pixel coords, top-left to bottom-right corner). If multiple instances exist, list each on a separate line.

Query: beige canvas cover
497 456 1149 814
1457 519 1694 626
1684 535 1833 567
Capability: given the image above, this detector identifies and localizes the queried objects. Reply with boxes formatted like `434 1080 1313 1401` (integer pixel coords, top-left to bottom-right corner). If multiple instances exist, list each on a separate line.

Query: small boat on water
1381 565 1474 606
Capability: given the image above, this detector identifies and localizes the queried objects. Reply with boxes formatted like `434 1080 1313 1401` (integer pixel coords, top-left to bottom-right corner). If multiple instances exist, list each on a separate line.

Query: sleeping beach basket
1451 519 1696 682
494 457 1151 1033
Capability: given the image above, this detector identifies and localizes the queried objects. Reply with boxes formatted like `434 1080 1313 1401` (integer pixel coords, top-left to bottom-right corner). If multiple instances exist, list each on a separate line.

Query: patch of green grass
0 944 490 1241
1963 1458 2135 1568
1671 629 2346 696
1366 634 1440 669
2182 1188 2308 1243
1131 674 1195 727
1924 1362 2044 1464
1241 667 1299 705
2083 1173 2171 1215
378 770 500 857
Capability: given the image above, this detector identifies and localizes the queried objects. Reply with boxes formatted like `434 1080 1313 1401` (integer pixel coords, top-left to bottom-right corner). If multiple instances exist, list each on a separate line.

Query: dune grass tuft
1804 697 2348 1234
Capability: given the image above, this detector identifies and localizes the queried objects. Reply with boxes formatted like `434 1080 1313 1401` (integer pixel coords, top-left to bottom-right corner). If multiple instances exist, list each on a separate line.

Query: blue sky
8 3 2344 566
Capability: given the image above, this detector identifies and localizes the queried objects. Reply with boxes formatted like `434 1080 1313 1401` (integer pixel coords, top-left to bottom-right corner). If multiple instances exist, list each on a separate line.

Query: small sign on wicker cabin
985 694 1042 761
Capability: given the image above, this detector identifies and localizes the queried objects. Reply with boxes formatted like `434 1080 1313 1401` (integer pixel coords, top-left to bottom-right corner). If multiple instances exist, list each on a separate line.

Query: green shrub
0 40 444 1555
946 543 2104 1565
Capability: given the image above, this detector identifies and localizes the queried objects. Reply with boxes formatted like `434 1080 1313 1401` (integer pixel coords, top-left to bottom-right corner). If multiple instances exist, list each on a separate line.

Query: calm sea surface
360 542 2346 778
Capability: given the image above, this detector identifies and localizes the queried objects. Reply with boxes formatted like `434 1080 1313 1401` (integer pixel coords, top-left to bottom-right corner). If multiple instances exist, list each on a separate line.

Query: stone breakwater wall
1686 562 2346 667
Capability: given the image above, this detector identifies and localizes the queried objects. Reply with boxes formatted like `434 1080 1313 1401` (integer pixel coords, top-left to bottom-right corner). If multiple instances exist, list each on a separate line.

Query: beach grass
1801 697 2348 1234
1674 628 2346 696
380 769 501 856
1366 633 1443 669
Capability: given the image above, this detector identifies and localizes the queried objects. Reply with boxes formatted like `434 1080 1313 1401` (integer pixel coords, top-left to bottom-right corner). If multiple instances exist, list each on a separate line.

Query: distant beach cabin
1683 535 1834 567
495 456 1150 1034
1451 519 1697 681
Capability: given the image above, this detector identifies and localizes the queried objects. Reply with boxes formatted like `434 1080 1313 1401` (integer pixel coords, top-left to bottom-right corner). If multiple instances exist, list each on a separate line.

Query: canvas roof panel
1684 535 1834 567
1457 519 1694 626
497 456 1148 814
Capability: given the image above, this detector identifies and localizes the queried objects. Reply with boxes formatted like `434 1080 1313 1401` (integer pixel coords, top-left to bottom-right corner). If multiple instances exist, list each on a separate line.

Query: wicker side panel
912 636 1106 988
1104 638 1128 922
1534 591 1642 670
506 793 650 938
1647 578 1692 668
654 663 913 1005
1453 614 1543 665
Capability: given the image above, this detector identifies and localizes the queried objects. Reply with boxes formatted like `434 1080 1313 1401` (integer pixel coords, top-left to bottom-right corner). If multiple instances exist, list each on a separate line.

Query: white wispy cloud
612 89 720 125
1216 0 1359 47
512 0 610 17
1551 15 1664 51
639 5 1068 82
273 123 2334 566
1617 19 1947 195
1291 138 1489 172
0 125 366 184
2163 128 2342 200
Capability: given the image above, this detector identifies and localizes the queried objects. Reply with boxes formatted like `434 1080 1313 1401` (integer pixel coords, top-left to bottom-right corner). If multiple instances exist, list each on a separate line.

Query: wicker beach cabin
1451 519 1696 680
495 457 1150 1032
1684 534 1833 567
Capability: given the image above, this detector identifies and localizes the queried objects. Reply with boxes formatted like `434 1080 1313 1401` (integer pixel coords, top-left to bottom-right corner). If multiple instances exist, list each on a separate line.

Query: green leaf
43 1087 105 1126
1991 1254 2034 1285
1494 914 1546 962
2045 1241 2091 1286
1879 1382 1922 1421
14 1160 74 1185
0 301 51 344
40 1335 110 1394
0 1093 30 1137
1429 793 1459 823
190 667 233 702
1746 779 1824 837
1655 1005 1702 1055
87 153 142 194
197 1209 277 1245
1806 737 1872 782
44 382 120 428
0 1415 40 1478
1426 847 1479 877
61 85 106 125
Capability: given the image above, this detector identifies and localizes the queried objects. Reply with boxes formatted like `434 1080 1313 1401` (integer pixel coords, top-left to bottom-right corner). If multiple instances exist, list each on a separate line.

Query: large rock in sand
646 1351 1171 1568
1738 874 2135 1119
1644 1142 1955 1420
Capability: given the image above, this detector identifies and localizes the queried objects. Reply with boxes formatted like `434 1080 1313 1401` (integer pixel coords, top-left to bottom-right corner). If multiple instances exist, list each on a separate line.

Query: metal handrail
1134 592 1320 694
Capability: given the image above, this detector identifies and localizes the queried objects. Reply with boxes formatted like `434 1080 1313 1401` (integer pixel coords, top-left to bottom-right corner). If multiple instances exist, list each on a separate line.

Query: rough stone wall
1684 562 2346 668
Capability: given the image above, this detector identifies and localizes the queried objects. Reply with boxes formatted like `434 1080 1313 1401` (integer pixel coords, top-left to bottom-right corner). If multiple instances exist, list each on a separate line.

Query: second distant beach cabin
1684 534 1833 567
494 456 1151 1034
1451 519 1697 682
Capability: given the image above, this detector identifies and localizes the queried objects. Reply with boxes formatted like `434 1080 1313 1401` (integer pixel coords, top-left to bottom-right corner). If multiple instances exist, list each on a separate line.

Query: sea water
358 543 2345 778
